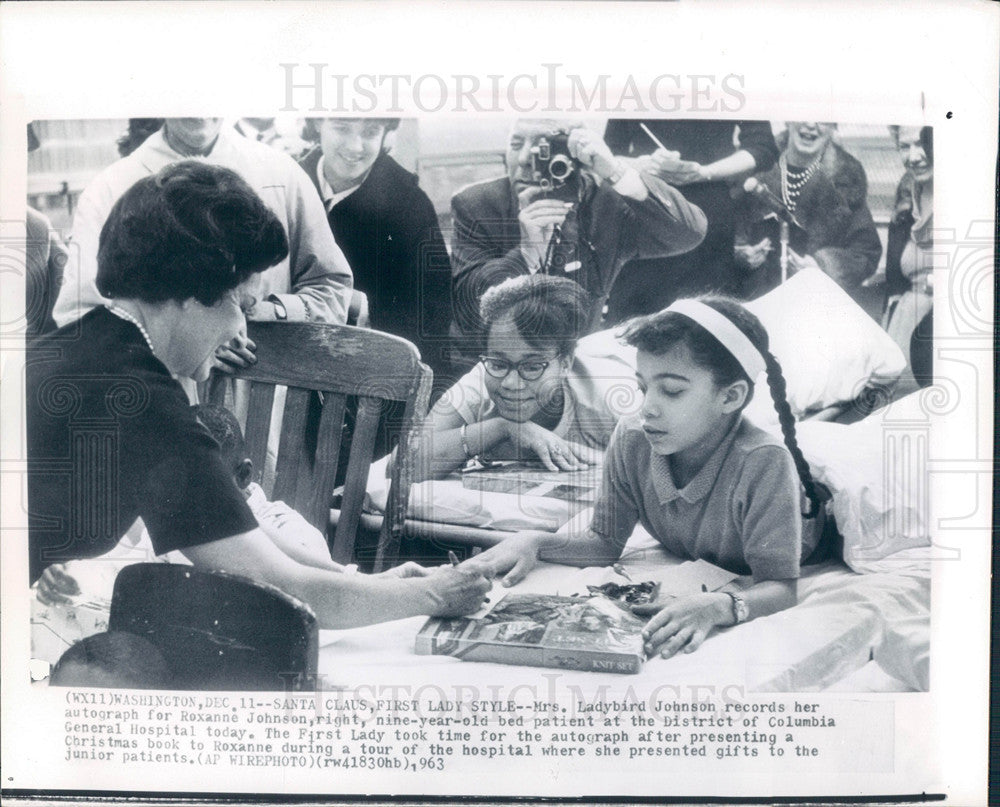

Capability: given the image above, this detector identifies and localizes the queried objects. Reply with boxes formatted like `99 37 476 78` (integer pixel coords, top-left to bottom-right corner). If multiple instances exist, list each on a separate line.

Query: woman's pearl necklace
105 303 155 354
780 153 822 213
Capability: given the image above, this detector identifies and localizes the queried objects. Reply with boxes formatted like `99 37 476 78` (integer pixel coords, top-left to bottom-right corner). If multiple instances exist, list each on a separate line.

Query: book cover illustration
415 592 646 674
460 461 601 507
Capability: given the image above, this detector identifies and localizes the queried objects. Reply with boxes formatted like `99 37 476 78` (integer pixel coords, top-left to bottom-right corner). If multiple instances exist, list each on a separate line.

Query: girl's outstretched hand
632 593 733 659
462 532 548 587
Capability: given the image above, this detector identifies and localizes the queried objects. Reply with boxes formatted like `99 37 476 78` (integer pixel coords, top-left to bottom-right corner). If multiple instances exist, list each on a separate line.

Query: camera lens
549 155 573 180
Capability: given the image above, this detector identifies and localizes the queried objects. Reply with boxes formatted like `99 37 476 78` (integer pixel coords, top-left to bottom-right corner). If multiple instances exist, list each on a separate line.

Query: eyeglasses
480 355 553 382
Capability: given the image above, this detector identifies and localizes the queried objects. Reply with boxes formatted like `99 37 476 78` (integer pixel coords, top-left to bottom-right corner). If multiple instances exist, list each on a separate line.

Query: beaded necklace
779 153 823 214
106 303 156 354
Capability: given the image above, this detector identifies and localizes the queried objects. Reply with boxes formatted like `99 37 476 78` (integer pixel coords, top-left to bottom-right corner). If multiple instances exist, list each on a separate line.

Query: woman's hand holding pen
632 591 734 659
422 560 492 617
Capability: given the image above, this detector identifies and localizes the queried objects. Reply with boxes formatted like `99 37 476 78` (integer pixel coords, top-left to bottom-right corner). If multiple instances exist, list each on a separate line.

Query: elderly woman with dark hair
27 161 489 629
420 274 637 478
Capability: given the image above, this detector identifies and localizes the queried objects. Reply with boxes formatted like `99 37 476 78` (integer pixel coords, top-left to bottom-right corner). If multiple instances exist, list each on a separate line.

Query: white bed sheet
318 536 929 694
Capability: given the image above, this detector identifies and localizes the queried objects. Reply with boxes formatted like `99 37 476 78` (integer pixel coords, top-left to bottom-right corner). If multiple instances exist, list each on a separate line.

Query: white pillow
743 267 906 420
579 268 905 425
793 393 931 574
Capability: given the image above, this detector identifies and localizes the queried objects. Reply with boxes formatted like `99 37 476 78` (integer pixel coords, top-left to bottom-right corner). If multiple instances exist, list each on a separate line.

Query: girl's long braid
762 350 828 518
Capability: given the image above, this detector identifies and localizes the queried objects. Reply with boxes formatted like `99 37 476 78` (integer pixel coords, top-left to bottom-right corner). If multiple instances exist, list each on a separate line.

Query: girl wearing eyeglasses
420 275 638 478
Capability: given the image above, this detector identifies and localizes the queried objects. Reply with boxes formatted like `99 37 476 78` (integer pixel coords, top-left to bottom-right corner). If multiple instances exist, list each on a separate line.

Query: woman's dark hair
621 296 827 519
96 161 289 307
117 118 165 157
480 275 592 359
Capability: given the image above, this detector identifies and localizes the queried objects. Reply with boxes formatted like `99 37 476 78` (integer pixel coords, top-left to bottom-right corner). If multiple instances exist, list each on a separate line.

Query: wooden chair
208 321 432 571
108 563 318 691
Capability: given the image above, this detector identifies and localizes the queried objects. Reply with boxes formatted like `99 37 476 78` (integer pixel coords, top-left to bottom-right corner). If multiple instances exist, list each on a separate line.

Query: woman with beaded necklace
734 122 882 303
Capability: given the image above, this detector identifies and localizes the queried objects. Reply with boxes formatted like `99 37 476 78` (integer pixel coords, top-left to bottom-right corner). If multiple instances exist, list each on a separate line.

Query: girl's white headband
664 300 767 380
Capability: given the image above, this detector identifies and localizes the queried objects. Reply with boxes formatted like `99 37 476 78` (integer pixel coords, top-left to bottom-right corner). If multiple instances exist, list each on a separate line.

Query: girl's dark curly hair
622 295 828 518
480 275 592 359
97 161 289 307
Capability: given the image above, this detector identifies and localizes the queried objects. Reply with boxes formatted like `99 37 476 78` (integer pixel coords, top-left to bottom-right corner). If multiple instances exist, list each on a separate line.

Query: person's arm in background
259 159 354 324
50 170 130 327
647 121 778 187
568 127 707 261
449 188 527 338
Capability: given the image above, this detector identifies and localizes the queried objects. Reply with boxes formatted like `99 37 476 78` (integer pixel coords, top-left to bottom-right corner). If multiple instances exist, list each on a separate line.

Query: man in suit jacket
449 119 706 371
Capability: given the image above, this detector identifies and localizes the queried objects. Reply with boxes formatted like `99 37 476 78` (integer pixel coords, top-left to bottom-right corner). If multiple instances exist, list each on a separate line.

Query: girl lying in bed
418 274 636 477
469 296 832 659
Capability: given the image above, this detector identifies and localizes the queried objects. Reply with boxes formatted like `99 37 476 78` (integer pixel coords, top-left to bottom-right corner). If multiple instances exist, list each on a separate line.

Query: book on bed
460 461 601 509
415 592 646 674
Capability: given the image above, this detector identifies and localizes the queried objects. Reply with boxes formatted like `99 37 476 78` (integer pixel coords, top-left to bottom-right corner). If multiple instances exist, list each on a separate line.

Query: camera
529 131 577 193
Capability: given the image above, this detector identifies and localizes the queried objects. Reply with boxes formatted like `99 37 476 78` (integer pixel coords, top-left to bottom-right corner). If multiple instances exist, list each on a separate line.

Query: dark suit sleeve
611 173 708 264
736 121 780 172
604 119 638 156
449 189 528 336
408 189 454 381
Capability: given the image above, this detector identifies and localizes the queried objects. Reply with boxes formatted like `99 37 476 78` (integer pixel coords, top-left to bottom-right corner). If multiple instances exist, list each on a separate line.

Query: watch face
269 297 288 320
734 596 749 623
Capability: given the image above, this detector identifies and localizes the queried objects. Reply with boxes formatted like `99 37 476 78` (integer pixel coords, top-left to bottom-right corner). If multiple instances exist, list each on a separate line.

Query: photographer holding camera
449 119 707 370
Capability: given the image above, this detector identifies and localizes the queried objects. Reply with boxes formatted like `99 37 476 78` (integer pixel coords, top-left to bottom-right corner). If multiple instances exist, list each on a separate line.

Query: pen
612 562 634 582
639 123 668 152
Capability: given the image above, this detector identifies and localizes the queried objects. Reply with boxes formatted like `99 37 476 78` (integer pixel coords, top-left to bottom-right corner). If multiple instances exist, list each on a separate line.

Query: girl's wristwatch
267 294 288 321
726 591 749 625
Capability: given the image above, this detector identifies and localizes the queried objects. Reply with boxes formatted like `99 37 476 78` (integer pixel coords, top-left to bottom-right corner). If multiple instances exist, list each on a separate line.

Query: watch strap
726 591 749 625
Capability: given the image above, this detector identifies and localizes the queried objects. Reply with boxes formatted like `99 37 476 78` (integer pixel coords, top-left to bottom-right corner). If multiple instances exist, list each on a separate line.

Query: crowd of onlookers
25 117 936 681
26 116 934 391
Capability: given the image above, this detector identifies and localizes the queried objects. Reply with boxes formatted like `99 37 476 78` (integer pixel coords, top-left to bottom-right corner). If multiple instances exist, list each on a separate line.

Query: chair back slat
330 395 381 564
242 323 421 399
210 322 431 570
244 382 276 493
376 370 433 569
272 387 313 505
300 392 347 537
